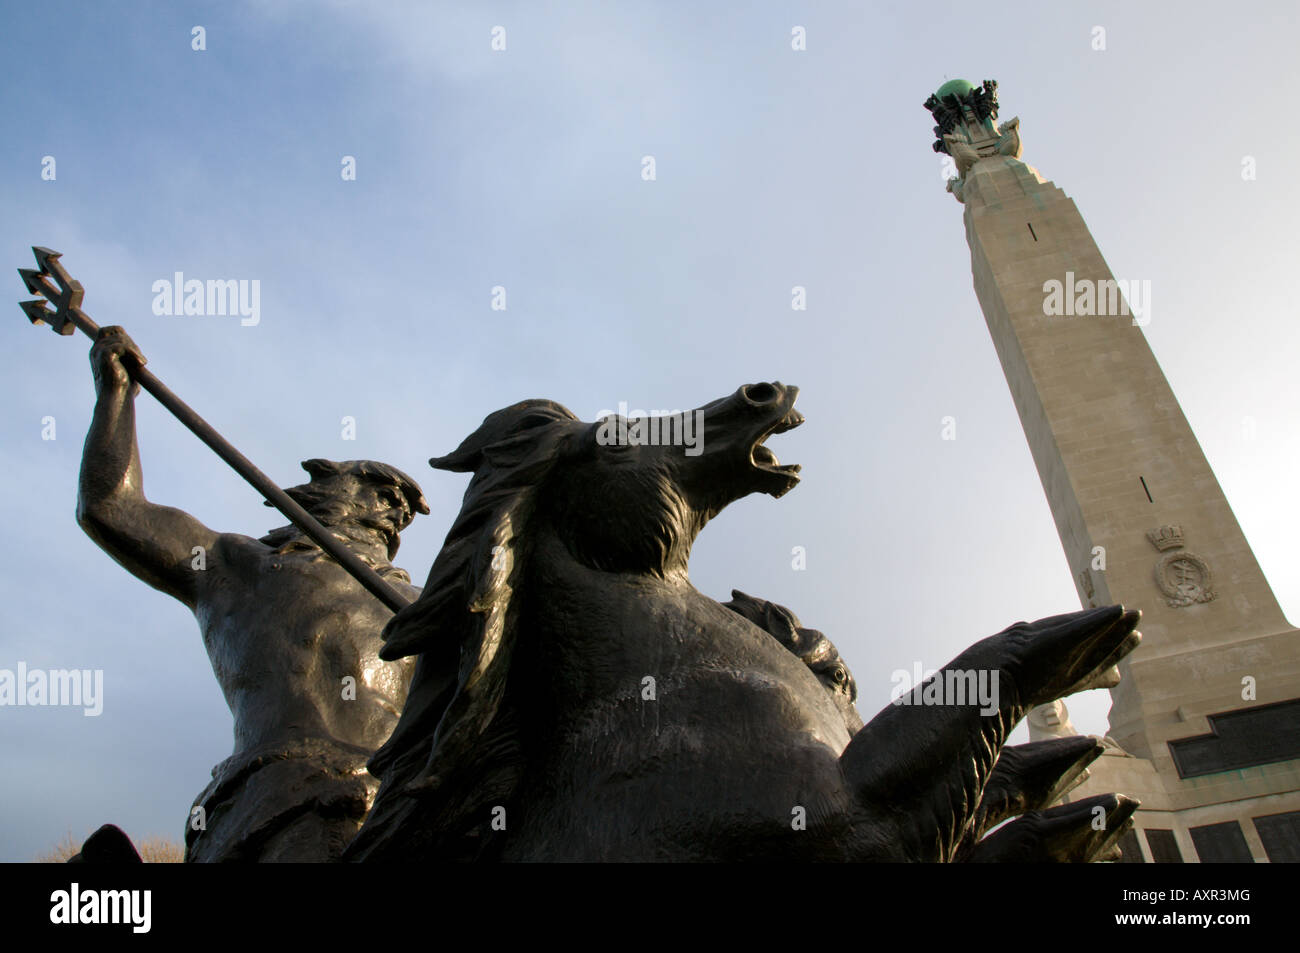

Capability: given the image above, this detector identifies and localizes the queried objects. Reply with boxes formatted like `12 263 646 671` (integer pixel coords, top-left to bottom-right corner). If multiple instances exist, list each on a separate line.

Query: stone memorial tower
926 78 1300 862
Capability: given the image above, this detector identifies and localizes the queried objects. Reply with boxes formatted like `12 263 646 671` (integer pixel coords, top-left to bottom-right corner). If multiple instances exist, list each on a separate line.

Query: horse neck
525 530 699 701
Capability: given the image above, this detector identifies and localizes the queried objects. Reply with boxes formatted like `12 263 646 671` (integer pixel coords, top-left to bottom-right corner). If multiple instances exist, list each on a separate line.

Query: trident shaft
18 246 412 614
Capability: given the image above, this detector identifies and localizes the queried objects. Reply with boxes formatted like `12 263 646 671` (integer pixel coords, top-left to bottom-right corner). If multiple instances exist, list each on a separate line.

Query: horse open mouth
750 406 805 497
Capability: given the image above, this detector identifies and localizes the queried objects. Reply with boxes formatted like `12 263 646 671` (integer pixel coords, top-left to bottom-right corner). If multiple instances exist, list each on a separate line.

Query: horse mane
357 400 583 859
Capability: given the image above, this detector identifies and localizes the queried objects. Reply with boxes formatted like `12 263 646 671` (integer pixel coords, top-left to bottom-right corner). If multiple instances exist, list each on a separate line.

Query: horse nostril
743 382 779 404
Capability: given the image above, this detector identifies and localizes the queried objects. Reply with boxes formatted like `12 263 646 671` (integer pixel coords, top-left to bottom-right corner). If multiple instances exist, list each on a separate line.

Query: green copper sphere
935 78 975 100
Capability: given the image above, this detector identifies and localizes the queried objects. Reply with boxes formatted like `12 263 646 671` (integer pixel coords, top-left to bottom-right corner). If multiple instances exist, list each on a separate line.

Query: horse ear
762 600 802 635
429 449 479 473
301 458 342 480
431 400 577 473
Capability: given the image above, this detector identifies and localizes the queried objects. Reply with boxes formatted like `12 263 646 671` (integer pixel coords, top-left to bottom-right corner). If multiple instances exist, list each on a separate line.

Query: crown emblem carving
1146 525 1184 552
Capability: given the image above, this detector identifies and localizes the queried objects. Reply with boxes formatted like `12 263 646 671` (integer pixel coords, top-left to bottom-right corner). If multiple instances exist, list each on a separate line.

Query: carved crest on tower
1147 525 1216 607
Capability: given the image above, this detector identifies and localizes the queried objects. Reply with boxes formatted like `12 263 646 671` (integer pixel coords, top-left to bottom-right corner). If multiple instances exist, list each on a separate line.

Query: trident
18 246 412 613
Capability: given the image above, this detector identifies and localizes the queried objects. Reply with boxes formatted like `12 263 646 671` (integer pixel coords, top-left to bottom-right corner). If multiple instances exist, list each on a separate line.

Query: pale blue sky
2 1 1297 860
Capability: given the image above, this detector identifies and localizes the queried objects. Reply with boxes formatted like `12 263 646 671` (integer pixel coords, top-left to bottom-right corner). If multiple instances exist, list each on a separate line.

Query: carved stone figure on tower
924 79 1022 201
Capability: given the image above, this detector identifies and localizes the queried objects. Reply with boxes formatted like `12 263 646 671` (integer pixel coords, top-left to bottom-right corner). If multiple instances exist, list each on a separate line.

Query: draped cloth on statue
185 737 378 862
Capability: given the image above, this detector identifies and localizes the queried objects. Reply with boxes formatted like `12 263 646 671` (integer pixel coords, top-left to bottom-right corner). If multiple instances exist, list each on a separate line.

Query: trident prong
16 246 94 337
19 298 59 329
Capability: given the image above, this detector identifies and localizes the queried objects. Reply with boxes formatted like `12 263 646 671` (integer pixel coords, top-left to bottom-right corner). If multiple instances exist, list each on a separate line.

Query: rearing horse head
349 383 811 859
